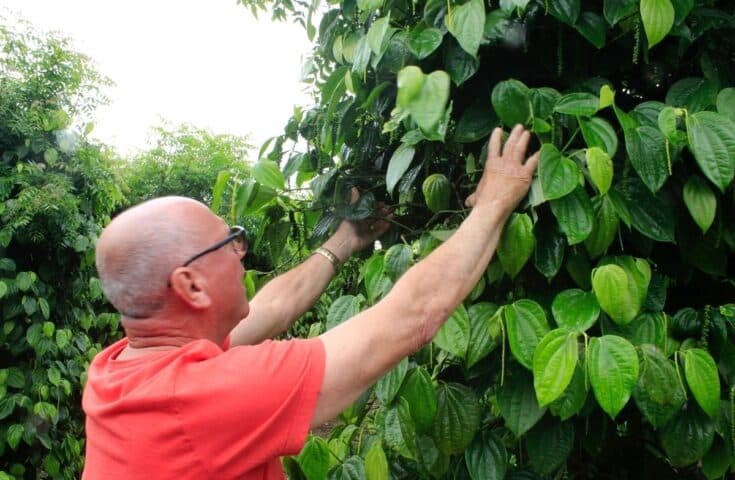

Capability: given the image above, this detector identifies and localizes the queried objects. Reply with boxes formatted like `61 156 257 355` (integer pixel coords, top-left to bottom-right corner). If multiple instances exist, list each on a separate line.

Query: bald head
96 197 220 318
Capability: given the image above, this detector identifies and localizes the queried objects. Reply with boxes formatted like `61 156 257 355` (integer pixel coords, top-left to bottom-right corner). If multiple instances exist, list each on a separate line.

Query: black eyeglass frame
181 226 248 267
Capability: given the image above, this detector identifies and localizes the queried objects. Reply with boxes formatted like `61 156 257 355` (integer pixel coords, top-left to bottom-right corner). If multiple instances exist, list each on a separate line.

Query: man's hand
465 125 539 217
327 188 392 261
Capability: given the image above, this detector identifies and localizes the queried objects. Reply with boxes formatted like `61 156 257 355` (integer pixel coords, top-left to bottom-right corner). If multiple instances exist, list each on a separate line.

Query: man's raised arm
311 125 539 427
229 192 390 346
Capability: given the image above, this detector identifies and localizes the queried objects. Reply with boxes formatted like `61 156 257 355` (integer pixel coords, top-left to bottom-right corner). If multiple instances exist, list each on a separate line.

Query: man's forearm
229 240 349 346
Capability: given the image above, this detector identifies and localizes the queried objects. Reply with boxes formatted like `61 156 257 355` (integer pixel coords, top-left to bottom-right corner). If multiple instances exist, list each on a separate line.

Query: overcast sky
1 0 315 156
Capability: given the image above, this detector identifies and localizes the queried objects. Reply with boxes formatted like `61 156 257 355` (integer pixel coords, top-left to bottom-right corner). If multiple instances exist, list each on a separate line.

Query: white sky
1 0 315 156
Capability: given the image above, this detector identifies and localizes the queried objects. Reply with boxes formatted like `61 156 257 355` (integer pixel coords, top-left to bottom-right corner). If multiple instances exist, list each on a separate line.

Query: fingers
465 192 477 207
511 130 531 164
524 150 540 173
349 187 360 205
502 124 525 157
487 127 503 162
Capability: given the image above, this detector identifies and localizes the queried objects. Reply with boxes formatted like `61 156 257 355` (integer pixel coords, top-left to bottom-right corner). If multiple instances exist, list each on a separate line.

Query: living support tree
0 20 124 479
235 0 735 478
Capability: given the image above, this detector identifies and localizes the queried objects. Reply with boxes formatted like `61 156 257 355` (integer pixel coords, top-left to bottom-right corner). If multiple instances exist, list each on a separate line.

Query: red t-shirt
82 336 325 479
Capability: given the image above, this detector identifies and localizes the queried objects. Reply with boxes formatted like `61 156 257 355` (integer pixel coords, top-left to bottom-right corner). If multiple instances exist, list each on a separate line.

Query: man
82 125 539 479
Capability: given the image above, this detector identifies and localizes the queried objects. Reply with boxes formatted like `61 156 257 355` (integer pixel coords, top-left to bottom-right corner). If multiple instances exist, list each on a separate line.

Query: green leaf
15 271 34 292
701 437 730 480
547 0 580 24
384 397 417 459
585 147 613 195
7 424 24 450
0 281 7 300
326 295 361 330
574 12 607 48
358 0 382 12
526 417 575 475
352 36 371 75
538 144 580 200
384 244 412 280
0 397 15 420
666 78 717 113
368 15 392 56
408 26 444 59
498 368 547 436
211 170 231 213
410 70 452 132
660 404 715 467
386 145 416 196
552 289 600 332
445 0 485 57
599 85 615 109
467 302 500 368
580 117 618 157
628 312 666 348
683 348 721 419
618 178 676 242
434 304 470 358
531 87 561 119
632 344 685 428
444 37 479 86
465 431 507 480
640 0 675 48
454 102 497 143
533 221 566 281
492 79 532 127
364 441 389 480
683 175 717 233
716 87 735 122
686 111 735 192
593 256 651 325
588 335 640 419
397 66 424 107
624 126 669 193
432 383 481 454
505 299 550 369
422 173 451 212
376 357 409 404
604 0 638 26
497 213 535 278
298 437 331 480
329 456 367 480
554 93 600 116
252 160 285 191
550 187 594 245
549 365 588 420
399 367 437 432
657 106 687 145
533 329 579 406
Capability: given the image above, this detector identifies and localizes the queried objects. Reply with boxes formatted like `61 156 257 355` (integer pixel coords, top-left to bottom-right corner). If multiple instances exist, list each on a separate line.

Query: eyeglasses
181 226 248 267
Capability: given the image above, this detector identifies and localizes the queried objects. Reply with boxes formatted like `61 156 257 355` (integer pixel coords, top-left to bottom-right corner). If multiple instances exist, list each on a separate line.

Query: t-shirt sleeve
172 338 325 474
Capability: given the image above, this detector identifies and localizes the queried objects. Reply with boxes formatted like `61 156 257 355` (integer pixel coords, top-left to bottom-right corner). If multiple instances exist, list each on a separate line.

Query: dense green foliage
0 20 124 479
238 0 735 477
120 122 252 211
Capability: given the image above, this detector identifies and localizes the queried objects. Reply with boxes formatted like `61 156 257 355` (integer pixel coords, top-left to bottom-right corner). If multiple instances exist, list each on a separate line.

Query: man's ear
169 268 212 310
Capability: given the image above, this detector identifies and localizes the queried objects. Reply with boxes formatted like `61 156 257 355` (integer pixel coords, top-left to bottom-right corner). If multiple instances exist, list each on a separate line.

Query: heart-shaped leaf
549 364 588 420
592 256 650 325
432 382 481 454
376 357 409 404
492 79 532 126
552 289 600 332
683 348 721 419
408 25 444 59
640 0 674 48
526 417 575 475
683 175 716 233
498 368 547 436
624 126 669 193
445 0 485 57
580 117 618 157
253 160 285 191
384 243 413 279
660 404 715 467
384 397 417 459
533 329 579 406
585 147 613 195
554 93 600 116
588 335 640 419
465 431 507 480
434 304 470 358
686 111 735 193
467 302 500 368
539 144 580 200
505 299 550 369
399 367 438 433
497 213 535 278
550 187 594 245
632 344 685 428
